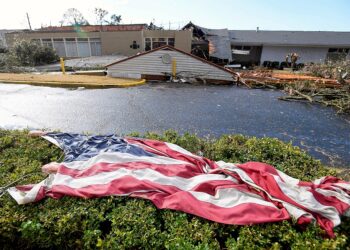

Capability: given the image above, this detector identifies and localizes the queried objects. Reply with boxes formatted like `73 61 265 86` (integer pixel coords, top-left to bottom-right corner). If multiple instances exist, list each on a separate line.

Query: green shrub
3 39 59 68
0 129 348 249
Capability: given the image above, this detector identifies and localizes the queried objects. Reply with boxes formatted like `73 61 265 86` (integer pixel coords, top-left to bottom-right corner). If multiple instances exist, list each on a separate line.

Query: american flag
8 132 350 237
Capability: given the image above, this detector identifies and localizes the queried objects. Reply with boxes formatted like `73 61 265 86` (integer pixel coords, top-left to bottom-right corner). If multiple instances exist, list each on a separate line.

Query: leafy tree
94 8 108 25
61 8 89 26
109 14 122 25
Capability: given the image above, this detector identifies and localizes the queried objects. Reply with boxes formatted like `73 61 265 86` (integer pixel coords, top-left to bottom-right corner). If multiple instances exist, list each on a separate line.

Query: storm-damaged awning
183 22 232 61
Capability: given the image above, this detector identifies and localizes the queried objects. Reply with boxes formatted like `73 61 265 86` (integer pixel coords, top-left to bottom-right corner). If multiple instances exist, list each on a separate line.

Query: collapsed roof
183 22 232 61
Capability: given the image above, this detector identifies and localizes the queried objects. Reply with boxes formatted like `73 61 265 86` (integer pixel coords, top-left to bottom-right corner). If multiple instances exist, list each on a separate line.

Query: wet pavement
0 82 349 166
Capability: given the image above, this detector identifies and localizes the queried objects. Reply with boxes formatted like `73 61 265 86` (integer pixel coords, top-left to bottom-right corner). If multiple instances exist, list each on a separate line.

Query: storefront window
144 37 176 50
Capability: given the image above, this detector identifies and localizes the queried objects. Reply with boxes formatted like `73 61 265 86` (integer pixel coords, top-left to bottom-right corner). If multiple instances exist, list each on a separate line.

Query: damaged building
183 22 350 67
183 22 232 64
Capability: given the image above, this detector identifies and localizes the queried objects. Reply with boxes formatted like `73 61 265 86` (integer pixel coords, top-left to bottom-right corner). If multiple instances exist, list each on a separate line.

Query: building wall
100 31 143 56
0 30 19 47
175 30 192 52
142 30 192 52
107 49 233 81
260 46 329 63
5 29 192 57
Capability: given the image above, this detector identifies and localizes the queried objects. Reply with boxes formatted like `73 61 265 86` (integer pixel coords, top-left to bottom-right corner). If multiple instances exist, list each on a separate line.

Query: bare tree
109 14 122 25
94 8 109 25
61 8 89 26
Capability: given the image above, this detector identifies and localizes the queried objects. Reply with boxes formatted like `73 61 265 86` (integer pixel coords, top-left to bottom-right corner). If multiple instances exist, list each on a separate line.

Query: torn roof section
183 22 232 61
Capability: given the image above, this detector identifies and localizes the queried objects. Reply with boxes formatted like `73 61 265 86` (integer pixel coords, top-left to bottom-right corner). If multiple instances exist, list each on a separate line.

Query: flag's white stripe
276 170 300 186
165 142 196 157
227 161 340 225
62 152 193 170
52 167 238 192
272 175 341 226
7 175 54 204
216 161 315 220
189 188 278 209
313 177 326 185
53 167 279 209
315 187 350 205
334 183 350 190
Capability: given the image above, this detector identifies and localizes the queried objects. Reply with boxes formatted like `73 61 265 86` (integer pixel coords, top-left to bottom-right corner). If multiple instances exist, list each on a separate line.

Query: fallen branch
293 90 313 102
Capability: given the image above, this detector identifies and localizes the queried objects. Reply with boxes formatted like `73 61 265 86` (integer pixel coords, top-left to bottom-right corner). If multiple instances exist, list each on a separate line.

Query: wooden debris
236 70 350 114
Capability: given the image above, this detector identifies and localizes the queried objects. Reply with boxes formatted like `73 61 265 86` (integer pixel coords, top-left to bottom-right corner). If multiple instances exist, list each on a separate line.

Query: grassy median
0 129 349 249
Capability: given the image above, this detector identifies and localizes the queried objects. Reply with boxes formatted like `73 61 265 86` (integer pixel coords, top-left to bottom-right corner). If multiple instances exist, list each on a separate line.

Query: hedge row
0 129 349 249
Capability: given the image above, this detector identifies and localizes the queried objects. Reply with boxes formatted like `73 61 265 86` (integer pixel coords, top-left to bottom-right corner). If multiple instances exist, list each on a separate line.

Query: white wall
260 46 329 63
108 49 234 81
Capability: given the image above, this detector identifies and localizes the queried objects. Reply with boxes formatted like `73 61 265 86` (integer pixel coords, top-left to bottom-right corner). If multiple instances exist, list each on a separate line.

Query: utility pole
26 13 32 30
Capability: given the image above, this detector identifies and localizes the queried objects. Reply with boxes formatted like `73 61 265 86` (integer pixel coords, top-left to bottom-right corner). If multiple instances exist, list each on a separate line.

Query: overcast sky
2 0 350 31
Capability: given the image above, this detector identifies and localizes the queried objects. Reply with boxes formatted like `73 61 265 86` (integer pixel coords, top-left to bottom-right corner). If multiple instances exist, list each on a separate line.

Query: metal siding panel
107 49 233 81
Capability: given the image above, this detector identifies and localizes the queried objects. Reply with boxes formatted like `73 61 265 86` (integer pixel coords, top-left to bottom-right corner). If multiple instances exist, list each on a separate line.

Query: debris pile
236 67 350 114
238 70 346 89
302 60 350 84
279 82 350 114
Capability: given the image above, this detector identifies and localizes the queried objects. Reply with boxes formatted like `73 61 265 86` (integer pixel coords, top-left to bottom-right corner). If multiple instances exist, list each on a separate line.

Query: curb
0 79 146 88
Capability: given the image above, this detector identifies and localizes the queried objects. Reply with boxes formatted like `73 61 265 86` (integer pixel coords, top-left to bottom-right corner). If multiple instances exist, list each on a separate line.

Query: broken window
168 38 175 47
328 48 350 54
232 45 251 55
233 46 251 51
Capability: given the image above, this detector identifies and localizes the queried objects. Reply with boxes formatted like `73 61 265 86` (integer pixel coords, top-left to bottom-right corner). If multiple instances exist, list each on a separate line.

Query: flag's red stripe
51 176 248 198
237 162 337 237
34 186 47 203
50 177 290 225
16 185 36 192
237 162 316 210
127 138 218 171
308 189 350 214
238 162 350 213
58 161 204 179
133 190 291 225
